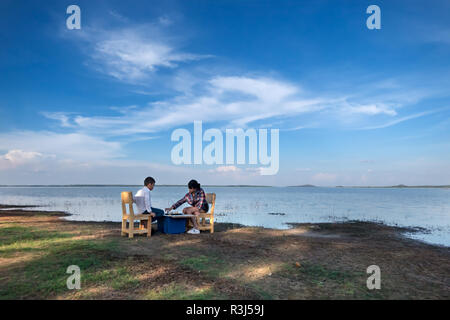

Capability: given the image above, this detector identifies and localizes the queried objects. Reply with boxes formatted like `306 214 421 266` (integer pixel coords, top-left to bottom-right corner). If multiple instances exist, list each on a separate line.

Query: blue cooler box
157 216 186 234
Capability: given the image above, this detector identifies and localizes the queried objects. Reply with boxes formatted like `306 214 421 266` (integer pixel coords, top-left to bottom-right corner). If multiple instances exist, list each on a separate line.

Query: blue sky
0 0 449 186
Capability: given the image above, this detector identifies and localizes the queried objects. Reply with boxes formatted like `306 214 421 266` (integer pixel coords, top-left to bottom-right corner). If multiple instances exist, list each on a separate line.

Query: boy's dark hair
144 177 155 186
188 179 201 190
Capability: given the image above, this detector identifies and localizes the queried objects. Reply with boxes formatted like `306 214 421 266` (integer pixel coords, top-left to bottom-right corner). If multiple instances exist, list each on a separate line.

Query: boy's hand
164 208 171 213
150 212 156 218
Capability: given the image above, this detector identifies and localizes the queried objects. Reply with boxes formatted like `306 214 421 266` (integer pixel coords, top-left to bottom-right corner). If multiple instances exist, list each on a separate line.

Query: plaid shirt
171 188 207 210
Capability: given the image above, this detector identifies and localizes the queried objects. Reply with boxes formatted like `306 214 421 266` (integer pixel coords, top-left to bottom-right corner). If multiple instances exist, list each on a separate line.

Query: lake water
1 186 449 247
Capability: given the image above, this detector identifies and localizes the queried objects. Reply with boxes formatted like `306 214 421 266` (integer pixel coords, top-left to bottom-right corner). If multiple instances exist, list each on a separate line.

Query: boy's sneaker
187 228 200 234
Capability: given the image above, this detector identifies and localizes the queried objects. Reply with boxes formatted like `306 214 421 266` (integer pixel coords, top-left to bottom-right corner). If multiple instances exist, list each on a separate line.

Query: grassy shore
0 205 449 300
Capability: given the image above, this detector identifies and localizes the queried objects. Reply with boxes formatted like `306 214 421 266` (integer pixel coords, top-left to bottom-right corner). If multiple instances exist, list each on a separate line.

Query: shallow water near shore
1 186 449 246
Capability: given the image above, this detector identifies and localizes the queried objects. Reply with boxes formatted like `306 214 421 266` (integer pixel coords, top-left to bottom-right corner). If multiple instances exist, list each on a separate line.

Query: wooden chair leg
128 219 134 238
121 218 126 236
147 217 152 237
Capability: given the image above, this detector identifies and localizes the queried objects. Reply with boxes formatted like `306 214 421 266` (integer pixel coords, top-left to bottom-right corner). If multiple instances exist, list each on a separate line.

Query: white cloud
0 132 194 183
108 10 129 22
346 104 397 116
0 155 201 184
0 150 55 170
76 25 209 82
158 15 173 26
0 131 121 162
4 150 45 163
358 108 446 130
41 112 76 127
209 76 298 103
46 76 327 136
209 166 241 173
43 68 437 137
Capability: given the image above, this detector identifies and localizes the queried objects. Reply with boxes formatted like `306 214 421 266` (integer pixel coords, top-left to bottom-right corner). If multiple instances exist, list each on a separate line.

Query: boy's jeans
151 207 164 217
142 207 164 218
141 208 164 229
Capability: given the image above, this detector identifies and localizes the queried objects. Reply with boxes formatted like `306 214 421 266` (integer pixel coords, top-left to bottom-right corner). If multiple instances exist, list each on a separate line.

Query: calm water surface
1 186 449 246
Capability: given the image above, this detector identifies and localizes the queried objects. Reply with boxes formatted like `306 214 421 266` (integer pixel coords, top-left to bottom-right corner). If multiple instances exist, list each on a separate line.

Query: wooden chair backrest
205 193 216 214
121 191 134 216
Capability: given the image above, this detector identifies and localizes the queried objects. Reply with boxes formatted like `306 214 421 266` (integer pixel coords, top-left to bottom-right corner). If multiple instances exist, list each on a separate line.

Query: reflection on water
0 186 449 246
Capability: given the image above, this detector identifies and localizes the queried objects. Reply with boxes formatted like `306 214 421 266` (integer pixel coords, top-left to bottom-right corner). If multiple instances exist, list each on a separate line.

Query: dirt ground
0 206 449 299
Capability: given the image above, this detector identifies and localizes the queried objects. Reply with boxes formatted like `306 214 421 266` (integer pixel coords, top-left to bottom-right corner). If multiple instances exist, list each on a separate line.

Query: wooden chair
121 191 152 238
187 193 216 233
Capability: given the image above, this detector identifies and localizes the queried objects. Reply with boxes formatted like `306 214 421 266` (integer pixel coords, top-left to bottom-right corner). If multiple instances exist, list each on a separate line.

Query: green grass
0 223 123 299
283 262 361 282
179 255 276 299
246 283 274 300
0 223 230 299
0 219 417 299
180 254 229 277
279 262 373 298
299 263 358 282
145 283 224 300
84 265 140 291
0 240 120 299
0 225 73 250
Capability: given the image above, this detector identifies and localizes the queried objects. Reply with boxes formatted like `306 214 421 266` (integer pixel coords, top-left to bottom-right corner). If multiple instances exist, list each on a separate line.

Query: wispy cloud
358 108 448 130
44 76 329 136
345 104 397 116
71 22 210 82
108 10 129 23
55 18 444 137
93 32 206 81
43 72 444 137
41 112 77 128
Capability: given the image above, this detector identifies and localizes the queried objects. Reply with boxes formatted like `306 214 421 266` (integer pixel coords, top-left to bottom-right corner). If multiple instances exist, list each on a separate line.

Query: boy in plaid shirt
166 180 209 234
